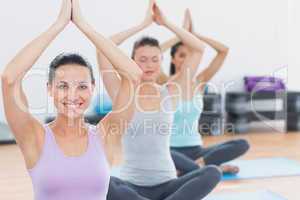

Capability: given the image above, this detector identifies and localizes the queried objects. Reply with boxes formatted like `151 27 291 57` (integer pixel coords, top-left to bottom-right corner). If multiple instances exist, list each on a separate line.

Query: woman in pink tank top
1 1 142 199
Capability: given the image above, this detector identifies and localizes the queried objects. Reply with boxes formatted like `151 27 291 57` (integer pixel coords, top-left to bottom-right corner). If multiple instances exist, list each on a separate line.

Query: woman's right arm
157 9 191 84
97 0 154 101
194 33 229 84
72 0 143 166
1 0 71 147
160 9 191 53
153 4 205 81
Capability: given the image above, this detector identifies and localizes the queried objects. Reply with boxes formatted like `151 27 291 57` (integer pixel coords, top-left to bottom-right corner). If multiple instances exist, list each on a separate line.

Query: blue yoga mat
111 158 300 181
222 158 300 181
204 190 287 200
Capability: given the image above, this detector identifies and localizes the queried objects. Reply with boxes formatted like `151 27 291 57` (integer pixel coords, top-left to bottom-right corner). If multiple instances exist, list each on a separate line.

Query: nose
145 61 155 69
144 62 152 69
66 87 80 100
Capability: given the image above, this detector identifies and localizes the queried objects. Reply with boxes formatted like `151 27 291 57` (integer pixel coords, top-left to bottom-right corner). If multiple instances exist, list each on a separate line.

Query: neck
138 80 160 94
51 114 87 137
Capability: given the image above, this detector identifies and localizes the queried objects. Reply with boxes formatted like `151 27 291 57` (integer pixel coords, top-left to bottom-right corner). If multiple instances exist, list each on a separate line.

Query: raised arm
160 9 192 53
153 4 205 78
72 2 142 84
160 38 180 53
97 0 154 101
157 9 192 84
1 0 71 149
179 9 229 85
193 36 229 84
72 0 142 165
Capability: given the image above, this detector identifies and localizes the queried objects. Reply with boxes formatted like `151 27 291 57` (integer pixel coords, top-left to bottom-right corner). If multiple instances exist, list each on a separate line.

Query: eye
179 53 186 58
152 57 159 63
57 84 68 89
79 85 88 90
139 57 147 63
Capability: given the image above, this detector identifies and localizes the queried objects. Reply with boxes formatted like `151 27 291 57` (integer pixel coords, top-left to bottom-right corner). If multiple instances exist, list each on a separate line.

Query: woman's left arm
72 0 142 165
195 33 229 84
153 4 205 79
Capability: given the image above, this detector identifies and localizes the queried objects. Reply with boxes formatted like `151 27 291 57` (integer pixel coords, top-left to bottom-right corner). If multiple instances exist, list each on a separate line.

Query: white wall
0 0 291 122
288 0 299 91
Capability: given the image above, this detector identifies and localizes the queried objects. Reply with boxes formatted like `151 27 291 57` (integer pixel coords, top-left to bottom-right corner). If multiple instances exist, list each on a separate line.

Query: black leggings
107 166 221 200
171 139 250 175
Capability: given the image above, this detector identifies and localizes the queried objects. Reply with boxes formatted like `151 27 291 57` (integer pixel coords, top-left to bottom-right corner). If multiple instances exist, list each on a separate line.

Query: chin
141 77 153 82
58 109 86 120
142 75 158 83
142 78 154 83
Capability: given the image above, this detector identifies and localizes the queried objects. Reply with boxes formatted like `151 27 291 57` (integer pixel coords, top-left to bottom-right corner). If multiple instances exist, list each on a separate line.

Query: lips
62 102 83 109
145 71 154 75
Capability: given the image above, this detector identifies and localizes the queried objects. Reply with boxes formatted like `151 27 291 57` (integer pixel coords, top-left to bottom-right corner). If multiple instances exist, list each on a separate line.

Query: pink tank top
28 124 110 200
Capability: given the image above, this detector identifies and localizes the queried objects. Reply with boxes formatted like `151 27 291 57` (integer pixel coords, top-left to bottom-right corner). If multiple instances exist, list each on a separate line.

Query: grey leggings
171 139 250 175
107 166 221 200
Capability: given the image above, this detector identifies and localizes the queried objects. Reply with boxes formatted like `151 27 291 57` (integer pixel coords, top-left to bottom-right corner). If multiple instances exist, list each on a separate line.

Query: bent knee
234 139 250 154
201 165 222 183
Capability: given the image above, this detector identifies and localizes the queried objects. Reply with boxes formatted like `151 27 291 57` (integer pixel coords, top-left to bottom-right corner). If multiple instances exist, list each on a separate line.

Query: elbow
136 68 143 79
130 65 143 84
132 69 143 85
218 47 230 56
1 71 15 86
223 47 230 54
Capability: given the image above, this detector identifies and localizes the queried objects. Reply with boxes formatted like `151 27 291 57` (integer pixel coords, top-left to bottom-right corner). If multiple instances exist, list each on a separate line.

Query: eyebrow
57 81 68 84
57 81 89 85
78 81 88 83
140 56 159 59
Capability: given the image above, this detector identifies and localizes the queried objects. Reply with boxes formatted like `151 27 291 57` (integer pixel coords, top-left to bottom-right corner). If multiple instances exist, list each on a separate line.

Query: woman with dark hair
1 0 142 199
96 1 221 200
160 9 250 175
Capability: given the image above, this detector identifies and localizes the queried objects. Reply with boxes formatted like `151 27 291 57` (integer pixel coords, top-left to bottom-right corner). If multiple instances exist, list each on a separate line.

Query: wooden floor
0 132 299 200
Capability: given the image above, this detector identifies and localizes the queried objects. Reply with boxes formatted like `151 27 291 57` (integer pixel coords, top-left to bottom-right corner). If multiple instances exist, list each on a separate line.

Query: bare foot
195 158 205 167
220 164 240 174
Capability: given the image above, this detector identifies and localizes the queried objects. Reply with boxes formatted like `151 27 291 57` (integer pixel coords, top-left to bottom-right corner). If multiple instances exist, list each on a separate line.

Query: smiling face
48 64 95 119
133 45 162 82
